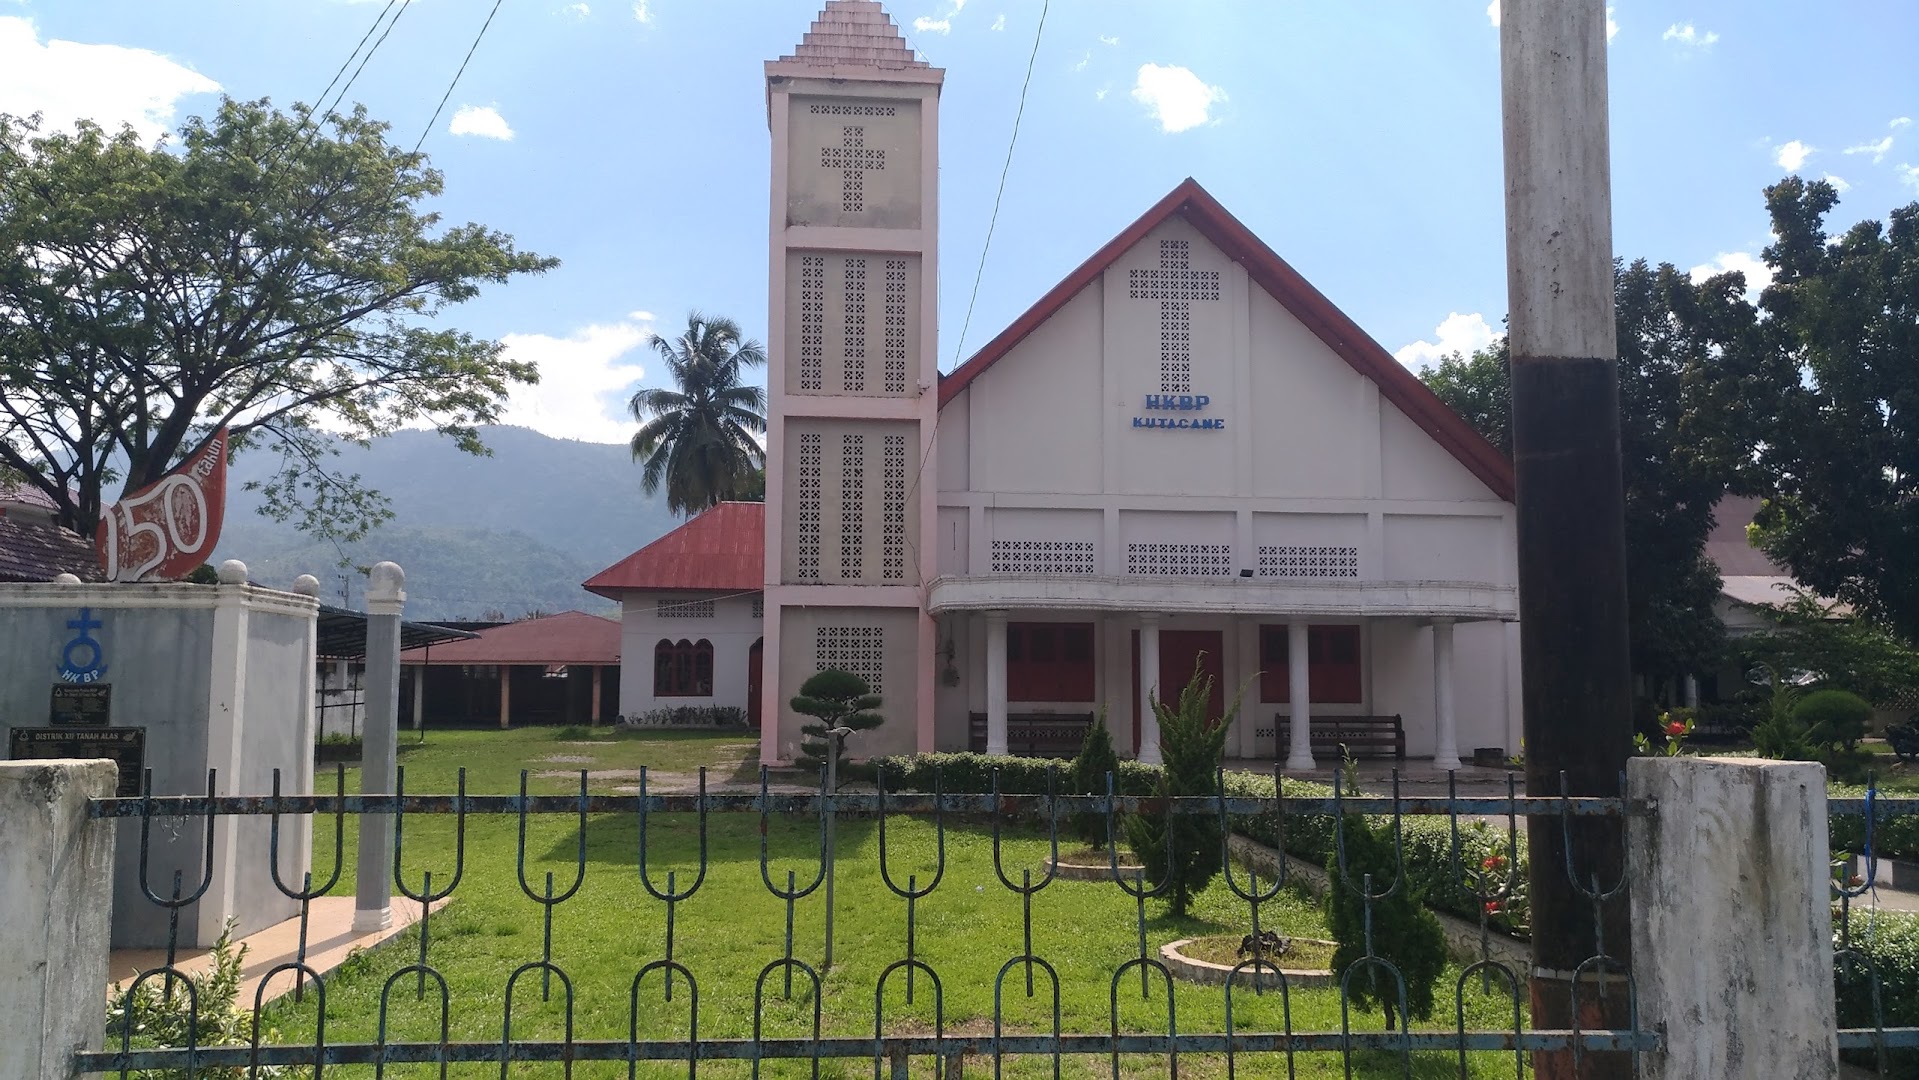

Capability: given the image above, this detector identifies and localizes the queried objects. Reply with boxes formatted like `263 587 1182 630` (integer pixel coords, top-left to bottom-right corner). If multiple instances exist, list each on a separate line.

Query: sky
2 0 1915 446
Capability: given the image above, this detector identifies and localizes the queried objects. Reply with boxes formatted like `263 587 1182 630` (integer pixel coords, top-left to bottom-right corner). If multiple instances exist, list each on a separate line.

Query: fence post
1628 755 1837 1078
0 759 117 1080
355 560 404 932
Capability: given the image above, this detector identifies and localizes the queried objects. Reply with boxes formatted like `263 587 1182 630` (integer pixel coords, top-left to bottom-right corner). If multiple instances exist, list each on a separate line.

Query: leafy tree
1795 688 1874 754
1740 587 1919 706
1069 707 1121 849
1421 258 1752 685
1726 179 1919 642
1125 659 1236 916
628 313 768 516
790 668 882 777
1326 815 1447 1032
0 101 554 543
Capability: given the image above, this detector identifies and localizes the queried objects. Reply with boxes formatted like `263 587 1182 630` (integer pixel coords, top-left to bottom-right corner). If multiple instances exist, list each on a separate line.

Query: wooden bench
967 712 1096 759
1268 714 1405 760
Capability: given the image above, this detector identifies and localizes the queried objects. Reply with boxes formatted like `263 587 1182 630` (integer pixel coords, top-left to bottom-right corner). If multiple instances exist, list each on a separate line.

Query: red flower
1664 721 1687 737
1481 855 1506 871
1484 900 1502 915
1850 875 1866 888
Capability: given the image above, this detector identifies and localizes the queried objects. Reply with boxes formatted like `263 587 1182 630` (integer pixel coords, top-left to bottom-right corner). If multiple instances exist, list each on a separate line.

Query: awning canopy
315 604 477 659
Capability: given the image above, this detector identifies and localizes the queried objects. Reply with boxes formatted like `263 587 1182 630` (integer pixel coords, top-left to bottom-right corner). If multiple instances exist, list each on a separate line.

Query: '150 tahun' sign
96 428 228 582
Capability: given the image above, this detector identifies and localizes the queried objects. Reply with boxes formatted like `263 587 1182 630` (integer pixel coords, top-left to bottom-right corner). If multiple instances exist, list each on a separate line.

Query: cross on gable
1128 239 1220 393
821 126 886 214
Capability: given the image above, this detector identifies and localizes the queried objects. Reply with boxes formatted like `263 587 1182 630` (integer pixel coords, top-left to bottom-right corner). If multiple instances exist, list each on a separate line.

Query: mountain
209 426 686 620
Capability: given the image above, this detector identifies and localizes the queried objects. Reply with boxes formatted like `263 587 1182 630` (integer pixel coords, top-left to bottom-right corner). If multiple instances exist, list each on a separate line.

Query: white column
0 760 117 1080
1138 613 1162 765
1285 619 1314 772
411 666 425 730
1629 756 1837 1078
355 561 404 933
985 611 1009 757
1431 618 1461 771
1684 674 1700 709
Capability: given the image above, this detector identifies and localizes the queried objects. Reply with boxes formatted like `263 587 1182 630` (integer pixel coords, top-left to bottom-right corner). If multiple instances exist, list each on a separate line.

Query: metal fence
80 765 1667 1077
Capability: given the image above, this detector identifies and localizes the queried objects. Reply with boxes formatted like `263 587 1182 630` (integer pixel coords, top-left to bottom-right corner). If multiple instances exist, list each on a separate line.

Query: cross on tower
1129 239 1220 393
821 125 886 214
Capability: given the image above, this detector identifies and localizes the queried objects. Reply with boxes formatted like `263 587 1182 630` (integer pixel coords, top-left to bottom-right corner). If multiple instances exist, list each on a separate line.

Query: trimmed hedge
1838 912 1919 1077
1829 784 1919 862
871 752 1530 936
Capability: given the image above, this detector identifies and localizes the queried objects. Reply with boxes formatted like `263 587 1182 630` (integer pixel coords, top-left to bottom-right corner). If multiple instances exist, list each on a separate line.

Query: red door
747 638 764 729
1131 629 1226 748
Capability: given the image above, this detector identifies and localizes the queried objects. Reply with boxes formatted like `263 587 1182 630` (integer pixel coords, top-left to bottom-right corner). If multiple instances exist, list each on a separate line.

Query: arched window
654 638 715 697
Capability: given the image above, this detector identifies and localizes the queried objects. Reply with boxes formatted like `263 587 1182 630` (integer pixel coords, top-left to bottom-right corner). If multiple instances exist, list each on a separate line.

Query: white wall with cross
784 97 923 230
1127 238 1220 394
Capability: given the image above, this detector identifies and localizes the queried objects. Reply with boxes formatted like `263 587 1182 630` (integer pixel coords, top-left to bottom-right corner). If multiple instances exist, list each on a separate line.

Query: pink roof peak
775 1 928 71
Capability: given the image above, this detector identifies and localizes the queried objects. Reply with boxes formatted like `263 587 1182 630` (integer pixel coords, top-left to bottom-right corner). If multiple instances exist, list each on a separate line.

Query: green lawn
259 728 1532 1078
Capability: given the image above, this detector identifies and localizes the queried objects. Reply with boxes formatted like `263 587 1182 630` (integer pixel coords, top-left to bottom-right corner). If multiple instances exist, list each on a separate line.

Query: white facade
616 592 763 719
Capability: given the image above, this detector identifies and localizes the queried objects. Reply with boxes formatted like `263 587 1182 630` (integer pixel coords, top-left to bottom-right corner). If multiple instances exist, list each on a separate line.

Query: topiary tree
1069 706 1120 850
1326 815 1448 1032
1124 658 1237 916
1795 688 1874 753
791 669 882 777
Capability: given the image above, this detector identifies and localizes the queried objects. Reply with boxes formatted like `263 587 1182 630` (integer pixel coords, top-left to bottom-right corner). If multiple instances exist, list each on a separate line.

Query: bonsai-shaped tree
1795 688 1873 754
791 668 882 777
1326 814 1447 1032
1124 658 1237 916
1069 706 1121 850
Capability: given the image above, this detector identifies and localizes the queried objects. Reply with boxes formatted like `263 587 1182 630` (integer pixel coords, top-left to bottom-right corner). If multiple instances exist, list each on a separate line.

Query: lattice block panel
751 596 765 620
782 419 920 584
1258 545 1360 579
796 432 823 580
816 624 885 695
786 96 921 230
1129 238 1220 395
784 251 921 397
990 539 1095 575
656 598 715 618
1126 542 1233 577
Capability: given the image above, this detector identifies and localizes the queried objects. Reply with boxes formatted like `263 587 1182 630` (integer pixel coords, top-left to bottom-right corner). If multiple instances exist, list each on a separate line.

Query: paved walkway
108 895 448 1004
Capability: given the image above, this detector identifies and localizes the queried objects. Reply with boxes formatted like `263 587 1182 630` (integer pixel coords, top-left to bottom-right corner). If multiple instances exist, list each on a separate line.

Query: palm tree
628 312 768 515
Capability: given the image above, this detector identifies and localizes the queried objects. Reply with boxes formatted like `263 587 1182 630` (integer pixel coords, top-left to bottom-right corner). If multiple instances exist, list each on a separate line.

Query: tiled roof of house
0 519 102 583
400 610 620 665
775 0 928 71
583 502 764 599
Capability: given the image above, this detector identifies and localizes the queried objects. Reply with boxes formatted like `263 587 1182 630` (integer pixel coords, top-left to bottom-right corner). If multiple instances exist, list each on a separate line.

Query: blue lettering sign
1133 390 1224 430
58 607 107 684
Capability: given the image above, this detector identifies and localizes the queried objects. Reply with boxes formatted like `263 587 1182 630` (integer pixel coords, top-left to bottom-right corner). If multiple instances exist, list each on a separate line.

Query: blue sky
3 0 1915 444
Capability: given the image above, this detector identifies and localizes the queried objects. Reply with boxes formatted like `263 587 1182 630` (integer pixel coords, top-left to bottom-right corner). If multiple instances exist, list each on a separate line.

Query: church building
588 0 1520 770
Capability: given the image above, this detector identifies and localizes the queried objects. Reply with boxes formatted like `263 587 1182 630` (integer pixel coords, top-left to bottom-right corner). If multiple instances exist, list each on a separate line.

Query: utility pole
1500 2 1634 1078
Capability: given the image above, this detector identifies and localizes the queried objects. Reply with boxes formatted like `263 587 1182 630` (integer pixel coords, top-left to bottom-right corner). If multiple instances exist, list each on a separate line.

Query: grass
248 728 1534 1078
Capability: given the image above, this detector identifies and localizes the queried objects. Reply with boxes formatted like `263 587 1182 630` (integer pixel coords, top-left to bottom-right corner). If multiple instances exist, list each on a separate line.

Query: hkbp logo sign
57 607 108 684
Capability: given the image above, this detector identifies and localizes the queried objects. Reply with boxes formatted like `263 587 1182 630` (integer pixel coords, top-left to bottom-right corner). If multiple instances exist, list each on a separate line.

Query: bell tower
760 2 943 764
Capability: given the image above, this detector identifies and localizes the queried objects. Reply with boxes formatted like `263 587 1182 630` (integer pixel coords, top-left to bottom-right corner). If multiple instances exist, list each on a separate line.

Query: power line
282 0 415 165
306 0 400 122
413 0 509 154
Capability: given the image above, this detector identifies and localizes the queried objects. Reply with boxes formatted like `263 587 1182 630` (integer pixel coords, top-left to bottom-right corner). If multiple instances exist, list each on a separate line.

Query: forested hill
208 426 683 620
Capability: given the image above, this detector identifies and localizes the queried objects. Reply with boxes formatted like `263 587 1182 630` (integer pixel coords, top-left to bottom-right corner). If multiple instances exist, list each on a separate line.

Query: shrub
1836 912 1919 1078
1124 661 1234 916
1797 689 1874 753
1830 783 1919 862
1068 708 1122 849
1326 814 1448 1031
791 669 882 775
106 921 285 1078
619 705 749 729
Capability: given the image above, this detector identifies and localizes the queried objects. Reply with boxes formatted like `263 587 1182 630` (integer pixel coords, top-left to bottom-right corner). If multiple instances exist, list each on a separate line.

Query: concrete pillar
1138 614 1162 765
354 561 403 934
590 666 603 725
0 760 117 1080
985 611 1009 756
1431 618 1461 771
499 666 512 729
1628 756 1836 1079
411 665 425 730
1285 619 1314 772
1683 675 1700 709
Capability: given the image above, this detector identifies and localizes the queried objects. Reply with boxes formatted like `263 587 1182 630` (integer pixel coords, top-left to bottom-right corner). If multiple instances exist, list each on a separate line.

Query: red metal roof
583 501 765 599
399 610 620 666
938 178 1517 502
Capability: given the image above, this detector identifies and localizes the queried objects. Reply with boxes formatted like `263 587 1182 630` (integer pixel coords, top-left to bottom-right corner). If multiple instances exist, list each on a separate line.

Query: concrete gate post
1628 756 1837 1079
0 760 118 1080
355 561 404 932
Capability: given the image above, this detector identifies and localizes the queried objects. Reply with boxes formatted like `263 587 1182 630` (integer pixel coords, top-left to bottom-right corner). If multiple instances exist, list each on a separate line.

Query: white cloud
499 317 655 444
1486 0 1499 27
1893 117 1913 129
1607 6 1618 41
448 104 513 140
631 1 652 24
1130 63 1225 134
0 16 219 144
1099 34 1119 46
1072 49 1090 72
561 3 590 17
1662 23 1718 48
1846 135 1894 164
1774 139 1813 171
1899 164 1919 194
991 14 1005 30
1094 83 1111 102
914 0 964 35
1823 173 1851 193
1393 312 1496 370
1689 252 1773 298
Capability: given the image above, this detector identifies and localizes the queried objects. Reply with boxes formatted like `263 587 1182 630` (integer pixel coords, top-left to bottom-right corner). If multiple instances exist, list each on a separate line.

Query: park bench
967 711 1097 758
1269 713 1406 760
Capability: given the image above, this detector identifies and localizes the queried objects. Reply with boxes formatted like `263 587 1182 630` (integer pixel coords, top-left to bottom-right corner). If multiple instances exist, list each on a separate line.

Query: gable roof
0 519 103 583
583 501 765 599
938 178 1516 501
399 610 619 666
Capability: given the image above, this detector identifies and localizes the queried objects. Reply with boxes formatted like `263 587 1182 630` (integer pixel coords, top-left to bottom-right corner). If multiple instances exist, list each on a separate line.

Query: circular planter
1160 936 1336 989
1043 851 1145 882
